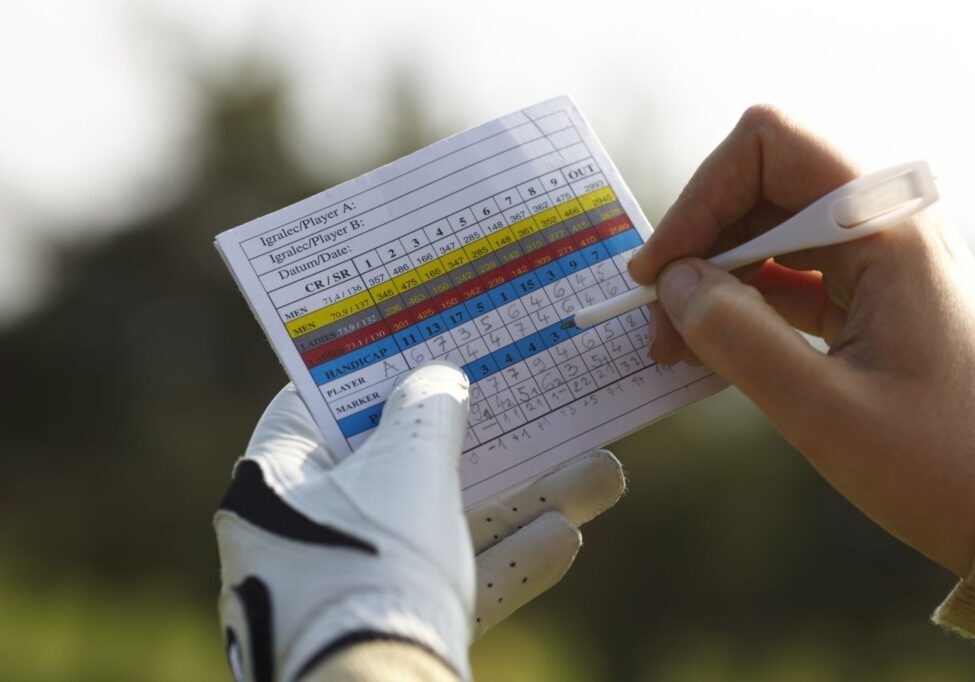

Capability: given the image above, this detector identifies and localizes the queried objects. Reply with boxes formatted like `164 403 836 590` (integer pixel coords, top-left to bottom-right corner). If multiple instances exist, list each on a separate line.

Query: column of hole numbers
463 174 574 443
489 171 581 437
450 190 531 447
462 169 597 446
488 168 604 445
515 171 599 412
412 211 479 370
442 180 539 446
363 219 458 370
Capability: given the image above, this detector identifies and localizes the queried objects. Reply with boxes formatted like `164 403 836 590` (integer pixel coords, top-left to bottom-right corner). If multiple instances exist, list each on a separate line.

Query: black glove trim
232 576 274 682
292 629 460 682
220 460 376 553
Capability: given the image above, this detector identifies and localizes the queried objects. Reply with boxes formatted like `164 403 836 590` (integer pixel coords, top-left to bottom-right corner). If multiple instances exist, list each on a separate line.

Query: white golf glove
215 361 624 682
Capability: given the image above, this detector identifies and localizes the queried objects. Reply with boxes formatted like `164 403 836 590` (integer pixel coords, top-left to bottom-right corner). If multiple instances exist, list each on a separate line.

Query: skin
627 104 975 578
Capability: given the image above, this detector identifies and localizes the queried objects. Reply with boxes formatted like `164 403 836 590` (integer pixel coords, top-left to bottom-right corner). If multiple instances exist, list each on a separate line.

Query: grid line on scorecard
256 122 581 298
241 109 553 247
243 113 573 264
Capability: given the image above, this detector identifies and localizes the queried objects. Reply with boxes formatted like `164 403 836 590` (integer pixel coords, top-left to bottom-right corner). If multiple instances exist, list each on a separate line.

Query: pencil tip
560 319 575 330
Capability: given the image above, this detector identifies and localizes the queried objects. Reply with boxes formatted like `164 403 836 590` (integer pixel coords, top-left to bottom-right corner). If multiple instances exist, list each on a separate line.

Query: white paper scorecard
215 96 725 509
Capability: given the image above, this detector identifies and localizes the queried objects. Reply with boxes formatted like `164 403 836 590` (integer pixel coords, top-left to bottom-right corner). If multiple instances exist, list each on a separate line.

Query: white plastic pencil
562 161 938 331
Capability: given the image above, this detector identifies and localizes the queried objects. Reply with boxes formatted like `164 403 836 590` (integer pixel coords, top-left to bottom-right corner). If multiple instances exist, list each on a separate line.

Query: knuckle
739 103 788 131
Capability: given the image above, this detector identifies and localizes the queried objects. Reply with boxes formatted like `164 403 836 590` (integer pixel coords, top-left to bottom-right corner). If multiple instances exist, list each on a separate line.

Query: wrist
282 589 471 682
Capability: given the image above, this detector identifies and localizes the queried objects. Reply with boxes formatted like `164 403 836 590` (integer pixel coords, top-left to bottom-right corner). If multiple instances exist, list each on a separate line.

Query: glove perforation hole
485 517 492 522
511 507 518 512
415 418 422 424
493 534 499 540
522 577 528 583
497 597 503 603
476 617 481 623
509 562 516 568
487 582 493 588
539 497 547 502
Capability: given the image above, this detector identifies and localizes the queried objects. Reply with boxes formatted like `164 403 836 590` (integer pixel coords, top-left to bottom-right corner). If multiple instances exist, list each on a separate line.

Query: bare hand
628 105 975 577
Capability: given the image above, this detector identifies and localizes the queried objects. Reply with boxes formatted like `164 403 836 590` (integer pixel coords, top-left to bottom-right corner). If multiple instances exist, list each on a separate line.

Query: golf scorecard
215 96 725 509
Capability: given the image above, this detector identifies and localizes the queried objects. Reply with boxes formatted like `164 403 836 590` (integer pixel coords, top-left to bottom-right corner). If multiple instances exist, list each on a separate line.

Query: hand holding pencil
623 105 975 585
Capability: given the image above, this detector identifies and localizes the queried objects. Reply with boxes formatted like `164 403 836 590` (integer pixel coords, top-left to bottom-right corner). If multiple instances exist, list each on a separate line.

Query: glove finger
472 512 581 639
356 360 470 468
467 449 624 554
331 361 473 572
241 384 338 497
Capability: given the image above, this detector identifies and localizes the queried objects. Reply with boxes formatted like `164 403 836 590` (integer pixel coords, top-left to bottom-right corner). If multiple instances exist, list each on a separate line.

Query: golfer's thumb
656 259 834 414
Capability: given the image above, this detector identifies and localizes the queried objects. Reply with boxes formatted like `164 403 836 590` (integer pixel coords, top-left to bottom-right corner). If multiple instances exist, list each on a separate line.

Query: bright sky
1 0 973 324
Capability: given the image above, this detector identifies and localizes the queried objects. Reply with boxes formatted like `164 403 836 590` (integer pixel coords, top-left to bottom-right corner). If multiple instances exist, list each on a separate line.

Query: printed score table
217 97 724 509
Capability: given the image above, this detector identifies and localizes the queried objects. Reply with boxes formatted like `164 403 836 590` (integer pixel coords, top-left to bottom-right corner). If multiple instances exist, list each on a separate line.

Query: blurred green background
2 2 974 680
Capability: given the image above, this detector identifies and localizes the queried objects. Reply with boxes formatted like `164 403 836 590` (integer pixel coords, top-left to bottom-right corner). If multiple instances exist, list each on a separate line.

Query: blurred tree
0 69 334 596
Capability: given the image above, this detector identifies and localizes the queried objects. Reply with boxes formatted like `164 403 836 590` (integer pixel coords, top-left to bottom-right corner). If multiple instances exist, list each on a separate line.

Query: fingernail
658 262 701 320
